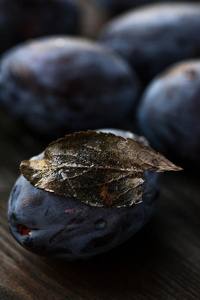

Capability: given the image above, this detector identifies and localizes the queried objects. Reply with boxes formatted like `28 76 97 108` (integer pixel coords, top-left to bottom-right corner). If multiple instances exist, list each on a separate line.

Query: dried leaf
20 130 182 208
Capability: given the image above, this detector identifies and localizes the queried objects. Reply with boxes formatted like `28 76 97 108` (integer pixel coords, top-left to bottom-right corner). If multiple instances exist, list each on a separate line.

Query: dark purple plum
8 129 161 260
0 37 140 136
137 60 200 169
0 0 80 54
99 3 200 84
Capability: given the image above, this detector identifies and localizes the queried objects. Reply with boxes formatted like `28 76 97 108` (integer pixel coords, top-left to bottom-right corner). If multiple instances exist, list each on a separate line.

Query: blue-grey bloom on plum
0 37 141 136
99 3 200 84
137 60 200 169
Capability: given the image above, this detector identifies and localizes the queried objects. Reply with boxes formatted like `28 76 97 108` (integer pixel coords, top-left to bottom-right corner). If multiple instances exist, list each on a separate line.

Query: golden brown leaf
20 131 182 208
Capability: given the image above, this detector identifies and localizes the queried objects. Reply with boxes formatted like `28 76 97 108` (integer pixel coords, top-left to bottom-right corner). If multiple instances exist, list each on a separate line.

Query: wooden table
1 111 200 300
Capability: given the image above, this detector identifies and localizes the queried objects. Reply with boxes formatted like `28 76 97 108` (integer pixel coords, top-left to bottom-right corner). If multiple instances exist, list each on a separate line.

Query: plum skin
136 60 200 169
0 37 140 136
99 3 200 84
8 172 160 260
8 130 161 260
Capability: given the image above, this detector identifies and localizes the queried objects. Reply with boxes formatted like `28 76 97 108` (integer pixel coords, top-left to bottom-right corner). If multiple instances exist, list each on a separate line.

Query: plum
137 60 200 169
0 37 140 136
8 129 161 260
0 0 81 54
99 3 200 84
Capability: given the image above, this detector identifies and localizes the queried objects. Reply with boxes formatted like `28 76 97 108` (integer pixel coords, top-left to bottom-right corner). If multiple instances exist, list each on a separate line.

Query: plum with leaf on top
0 37 140 136
8 129 181 260
99 3 200 84
137 60 200 169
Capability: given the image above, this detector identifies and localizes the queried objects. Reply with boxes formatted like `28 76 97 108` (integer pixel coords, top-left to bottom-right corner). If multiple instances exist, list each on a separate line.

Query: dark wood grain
1 111 200 300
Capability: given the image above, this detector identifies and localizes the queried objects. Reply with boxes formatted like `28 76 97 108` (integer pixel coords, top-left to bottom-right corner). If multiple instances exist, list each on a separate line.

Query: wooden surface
1 111 200 300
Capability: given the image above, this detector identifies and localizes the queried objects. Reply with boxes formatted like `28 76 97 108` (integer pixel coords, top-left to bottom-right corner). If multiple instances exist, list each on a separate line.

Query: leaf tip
162 161 183 172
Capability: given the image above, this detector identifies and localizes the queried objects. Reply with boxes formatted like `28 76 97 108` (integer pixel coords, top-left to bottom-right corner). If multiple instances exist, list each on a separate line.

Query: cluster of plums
0 2 200 167
3 1 200 259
